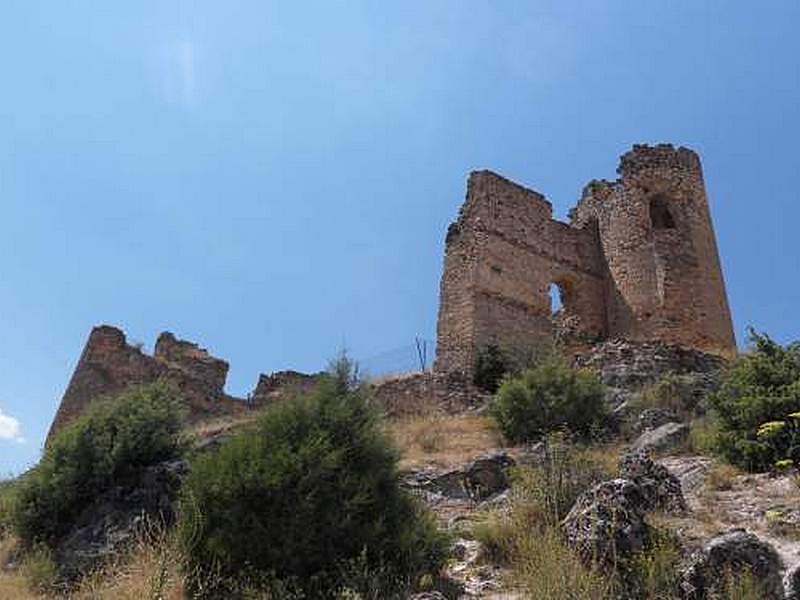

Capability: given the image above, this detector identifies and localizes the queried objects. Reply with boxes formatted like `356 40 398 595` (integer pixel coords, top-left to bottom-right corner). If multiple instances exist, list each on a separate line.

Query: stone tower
434 144 736 377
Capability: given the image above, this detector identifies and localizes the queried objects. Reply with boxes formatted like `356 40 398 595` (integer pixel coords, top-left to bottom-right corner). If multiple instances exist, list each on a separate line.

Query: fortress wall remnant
436 171 608 374
48 326 296 443
435 145 736 377
571 145 735 356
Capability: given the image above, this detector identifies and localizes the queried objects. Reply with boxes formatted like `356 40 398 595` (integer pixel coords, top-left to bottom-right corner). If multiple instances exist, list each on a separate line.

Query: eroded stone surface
632 422 690 454
679 529 784 599
619 449 687 513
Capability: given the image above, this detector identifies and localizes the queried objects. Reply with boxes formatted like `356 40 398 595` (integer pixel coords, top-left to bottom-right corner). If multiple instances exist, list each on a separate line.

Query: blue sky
1 1 798 475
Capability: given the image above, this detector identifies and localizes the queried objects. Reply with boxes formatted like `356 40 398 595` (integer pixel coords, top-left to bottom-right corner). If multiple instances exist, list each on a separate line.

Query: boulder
632 422 689 454
619 449 686 513
54 458 188 580
679 529 784 599
562 478 649 565
402 452 515 502
464 453 515 500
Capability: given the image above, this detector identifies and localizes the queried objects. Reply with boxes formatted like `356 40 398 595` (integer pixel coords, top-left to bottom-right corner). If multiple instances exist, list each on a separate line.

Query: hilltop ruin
435 144 736 378
47 143 736 436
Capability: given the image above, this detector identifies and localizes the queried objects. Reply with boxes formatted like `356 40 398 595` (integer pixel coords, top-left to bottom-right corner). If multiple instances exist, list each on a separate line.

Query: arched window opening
650 194 676 230
549 283 564 316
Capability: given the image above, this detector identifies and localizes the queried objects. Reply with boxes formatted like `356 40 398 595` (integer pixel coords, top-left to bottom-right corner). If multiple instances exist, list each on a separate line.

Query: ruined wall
435 171 607 376
251 370 320 405
435 145 736 377
572 145 736 357
48 326 245 443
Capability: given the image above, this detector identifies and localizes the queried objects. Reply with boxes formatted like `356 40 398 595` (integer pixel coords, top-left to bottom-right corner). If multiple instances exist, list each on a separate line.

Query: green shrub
491 356 608 443
13 382 184 546
178 358 449 598
473 344 510 393
709 329 800 471
0 479 18 537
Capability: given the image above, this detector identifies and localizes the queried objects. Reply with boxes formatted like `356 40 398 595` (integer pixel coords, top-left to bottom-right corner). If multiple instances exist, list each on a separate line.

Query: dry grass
704 462 741 492
0 536 43 600
0 529 185 600
389 414 502 470
189 411 260 442
70 536 184 600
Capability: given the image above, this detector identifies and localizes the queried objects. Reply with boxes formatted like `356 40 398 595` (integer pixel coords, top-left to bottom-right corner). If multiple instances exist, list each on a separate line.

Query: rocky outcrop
576 339 724 389
787 562 800 599
562 478 650 565
53 458 188 580
635 408 679 433
632 422 690 454
619 449 686 512
402 452 515 502
679 529 784 599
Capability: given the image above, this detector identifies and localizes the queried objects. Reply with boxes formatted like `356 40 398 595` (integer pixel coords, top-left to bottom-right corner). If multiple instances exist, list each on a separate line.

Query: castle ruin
47 143 737 436
47 326 318 442
435 144 736 377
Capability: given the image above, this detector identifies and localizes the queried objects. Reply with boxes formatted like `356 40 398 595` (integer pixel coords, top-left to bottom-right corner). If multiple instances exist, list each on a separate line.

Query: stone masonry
435 144 736 377
47 325 315 443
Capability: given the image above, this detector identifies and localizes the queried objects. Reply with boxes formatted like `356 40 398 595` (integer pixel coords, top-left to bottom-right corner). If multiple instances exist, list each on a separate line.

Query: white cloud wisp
0 408 24 443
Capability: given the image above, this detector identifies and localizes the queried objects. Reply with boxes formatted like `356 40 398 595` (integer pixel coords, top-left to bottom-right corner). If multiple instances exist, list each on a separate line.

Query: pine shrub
710 329 800 471
13 382 184 546
178 358 449 598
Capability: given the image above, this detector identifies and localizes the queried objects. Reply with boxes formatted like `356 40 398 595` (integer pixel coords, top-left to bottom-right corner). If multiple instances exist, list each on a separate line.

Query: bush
709 329 800 471
178 357 449 598
491 356 608 444
473 344 510 393
0 479 17 538
13 383 184 546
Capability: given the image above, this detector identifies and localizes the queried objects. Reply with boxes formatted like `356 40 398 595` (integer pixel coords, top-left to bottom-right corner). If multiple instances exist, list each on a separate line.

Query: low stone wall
370 371 489 416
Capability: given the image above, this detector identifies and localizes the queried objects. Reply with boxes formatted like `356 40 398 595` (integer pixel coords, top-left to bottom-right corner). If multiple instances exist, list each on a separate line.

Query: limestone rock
619 449 687 513
402 452 515 502
679 529 784 599
53 458 188 580
576 339 724 390
632 421 689 454
562 478 649 565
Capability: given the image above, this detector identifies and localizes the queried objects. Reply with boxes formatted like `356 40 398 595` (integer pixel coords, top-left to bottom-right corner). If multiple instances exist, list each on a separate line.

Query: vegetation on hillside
178 354 449 598
12 383 185 548
710 329 800 471
490 356 608 443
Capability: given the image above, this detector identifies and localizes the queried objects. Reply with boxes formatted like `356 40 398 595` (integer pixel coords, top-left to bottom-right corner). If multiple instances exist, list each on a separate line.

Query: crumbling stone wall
251 370 320 405
370 371 488 416
435 145 736 377
50 326 318 443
